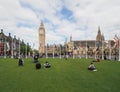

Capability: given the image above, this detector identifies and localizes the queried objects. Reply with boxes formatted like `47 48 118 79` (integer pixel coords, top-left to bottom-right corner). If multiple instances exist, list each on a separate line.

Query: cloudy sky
0 0 120 49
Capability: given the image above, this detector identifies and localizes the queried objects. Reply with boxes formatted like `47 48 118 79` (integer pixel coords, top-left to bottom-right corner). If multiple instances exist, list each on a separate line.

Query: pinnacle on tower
96 26 102 41
1 29 3 33
40 20 44 26
98 26 101 33
39 21 44 30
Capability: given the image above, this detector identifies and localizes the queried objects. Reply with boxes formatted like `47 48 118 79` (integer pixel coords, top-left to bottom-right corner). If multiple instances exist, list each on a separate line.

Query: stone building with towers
38 22 116 59
0 29 26 57
67 26 115 58
38 22 45 54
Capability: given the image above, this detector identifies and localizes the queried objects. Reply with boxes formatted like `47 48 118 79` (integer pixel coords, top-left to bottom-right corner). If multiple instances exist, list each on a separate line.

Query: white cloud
0 0 120 50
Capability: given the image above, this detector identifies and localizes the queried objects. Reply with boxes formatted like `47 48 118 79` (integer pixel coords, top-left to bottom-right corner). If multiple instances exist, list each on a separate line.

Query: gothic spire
70 35 72 42
98 26 101 33
40 20 44 27
39 21 44 30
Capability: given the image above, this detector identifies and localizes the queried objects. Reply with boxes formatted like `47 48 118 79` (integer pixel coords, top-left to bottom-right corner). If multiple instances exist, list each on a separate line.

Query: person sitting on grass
44 61 51 68
88 62 97 71
34 55 38 63
96 59 100 62
36 62 41 69
18 58 24 66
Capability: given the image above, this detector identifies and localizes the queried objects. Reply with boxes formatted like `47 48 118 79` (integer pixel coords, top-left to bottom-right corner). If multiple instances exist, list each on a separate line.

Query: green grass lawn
0 58 120 92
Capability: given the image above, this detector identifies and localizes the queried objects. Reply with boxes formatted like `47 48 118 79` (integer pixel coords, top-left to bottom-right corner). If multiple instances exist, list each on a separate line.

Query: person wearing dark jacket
18 58 24 66
34 55 38 63
36 62 41 69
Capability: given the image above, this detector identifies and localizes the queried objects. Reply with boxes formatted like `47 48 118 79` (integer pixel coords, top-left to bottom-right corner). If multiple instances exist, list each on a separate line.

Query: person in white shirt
88 62 96 71
44 61 51 68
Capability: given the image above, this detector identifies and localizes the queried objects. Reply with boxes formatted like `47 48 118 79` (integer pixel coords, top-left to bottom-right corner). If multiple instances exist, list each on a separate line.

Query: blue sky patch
16 22 33 28
19 1 31 9
60 6 73 20
19 0 35 12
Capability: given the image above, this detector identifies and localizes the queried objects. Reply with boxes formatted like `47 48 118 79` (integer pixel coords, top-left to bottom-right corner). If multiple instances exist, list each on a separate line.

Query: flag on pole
13 42 16 50
11 38 13 58
4 38 6 58
46 43 48 58
105 40 110 48
114 35 119 48
118 38 120 61
6 42 10 51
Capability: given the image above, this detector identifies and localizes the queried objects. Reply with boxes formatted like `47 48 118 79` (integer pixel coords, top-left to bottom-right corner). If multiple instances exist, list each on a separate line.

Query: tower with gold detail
96 26 102 41
38 22 45 54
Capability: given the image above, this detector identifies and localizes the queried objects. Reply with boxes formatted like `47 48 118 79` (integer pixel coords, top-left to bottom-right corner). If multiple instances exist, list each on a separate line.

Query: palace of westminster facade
0 22 118 58
38 22 118 58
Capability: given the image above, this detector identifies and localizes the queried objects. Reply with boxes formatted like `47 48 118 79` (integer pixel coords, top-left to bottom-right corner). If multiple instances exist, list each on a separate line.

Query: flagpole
4 38 6 58
18 38 20 58
0 40 1 55
95 40 96 59
73 42 74 59
26 42 27 58
11 38 13 58
60 45 61 59
109 40 111 60
79 42 81 59
46 44 48 59
53 44 54 59
118 37 120 61
32 43 35 57
86 40 88 59
102 41 104 60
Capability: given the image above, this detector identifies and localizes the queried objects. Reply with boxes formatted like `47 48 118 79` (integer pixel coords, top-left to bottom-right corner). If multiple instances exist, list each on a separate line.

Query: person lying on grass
92 59 100 62
88 62 97 71
44 61 51 68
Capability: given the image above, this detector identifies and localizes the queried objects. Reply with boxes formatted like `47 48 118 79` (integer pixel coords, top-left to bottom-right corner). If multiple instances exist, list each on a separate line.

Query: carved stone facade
38 22 45 54
37 24 117 59
66 27 117 58
0 29 25 57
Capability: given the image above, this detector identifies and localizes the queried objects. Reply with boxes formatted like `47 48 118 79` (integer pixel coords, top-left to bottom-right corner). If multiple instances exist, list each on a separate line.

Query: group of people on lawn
18 55 100 71
18 55 51 69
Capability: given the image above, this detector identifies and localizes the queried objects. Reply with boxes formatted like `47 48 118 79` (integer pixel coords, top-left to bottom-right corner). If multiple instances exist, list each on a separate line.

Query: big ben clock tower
38 21 45 54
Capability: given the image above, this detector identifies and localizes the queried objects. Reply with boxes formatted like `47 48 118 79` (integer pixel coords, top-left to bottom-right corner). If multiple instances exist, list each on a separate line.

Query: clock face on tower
39 30 44 34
